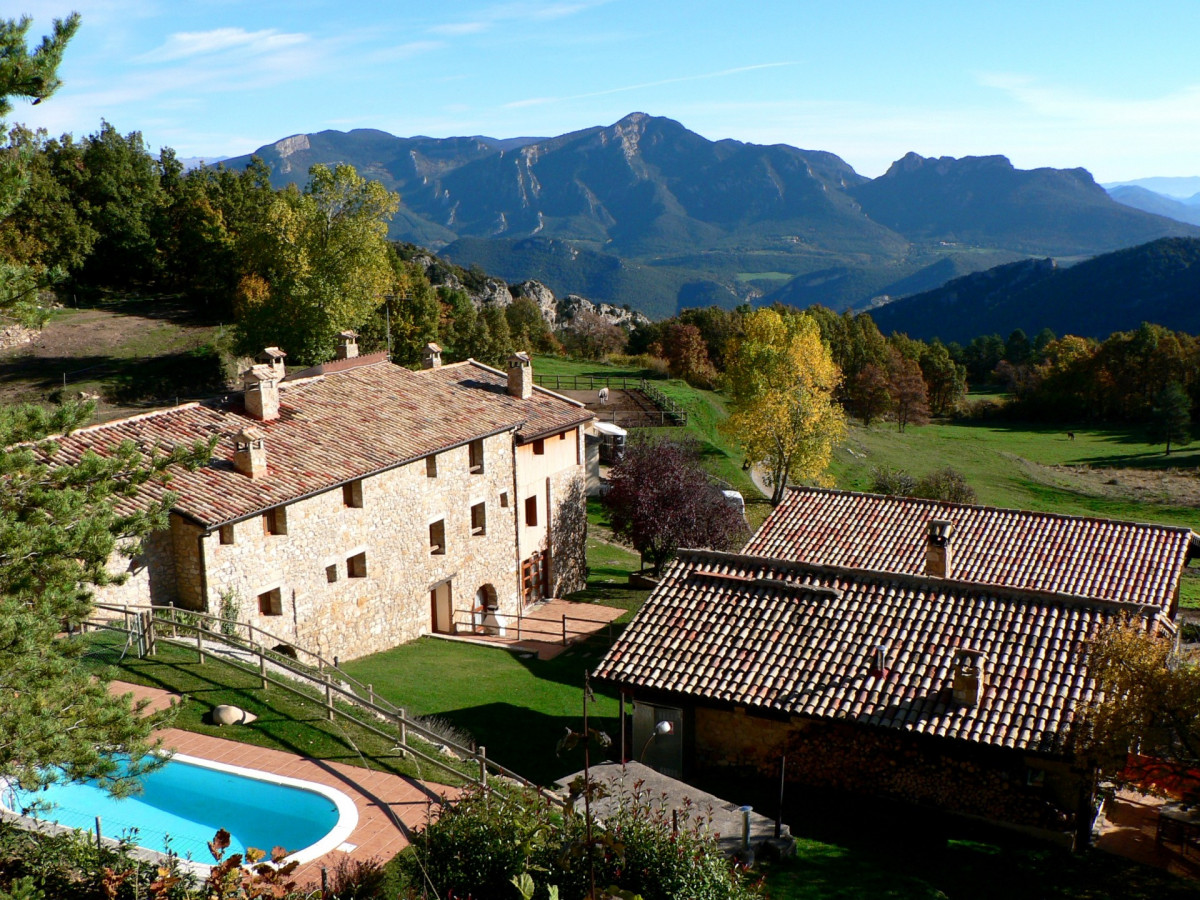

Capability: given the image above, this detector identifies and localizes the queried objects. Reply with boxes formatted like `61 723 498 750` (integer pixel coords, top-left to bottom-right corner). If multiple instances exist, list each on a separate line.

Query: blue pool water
3 755 350 864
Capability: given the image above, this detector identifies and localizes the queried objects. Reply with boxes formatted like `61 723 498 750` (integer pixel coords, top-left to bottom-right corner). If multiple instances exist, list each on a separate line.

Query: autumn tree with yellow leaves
720 308 845 504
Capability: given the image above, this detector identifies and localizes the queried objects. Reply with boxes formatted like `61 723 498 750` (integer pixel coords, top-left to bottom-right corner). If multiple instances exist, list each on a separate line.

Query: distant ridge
219 116 1199 319
870 237 1200 343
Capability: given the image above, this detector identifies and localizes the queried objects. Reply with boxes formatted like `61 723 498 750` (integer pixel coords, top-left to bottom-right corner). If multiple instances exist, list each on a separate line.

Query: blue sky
11 0 1200 182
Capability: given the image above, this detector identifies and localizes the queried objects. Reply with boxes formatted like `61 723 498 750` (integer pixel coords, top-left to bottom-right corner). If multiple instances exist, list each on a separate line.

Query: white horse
598 387 609 405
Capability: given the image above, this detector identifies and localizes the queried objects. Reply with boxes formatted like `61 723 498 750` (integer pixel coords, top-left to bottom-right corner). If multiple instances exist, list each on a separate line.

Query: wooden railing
533 375 689 427
81 602 569 811
450 607 619 646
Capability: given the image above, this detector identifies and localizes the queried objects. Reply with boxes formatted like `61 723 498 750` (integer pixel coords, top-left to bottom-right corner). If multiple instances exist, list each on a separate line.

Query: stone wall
196 431 522 662
95 531 178 607
692 705 1081 832
515 426 588 598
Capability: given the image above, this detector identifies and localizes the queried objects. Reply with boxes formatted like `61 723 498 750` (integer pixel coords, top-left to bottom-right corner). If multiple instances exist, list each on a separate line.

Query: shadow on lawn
431 701 621 787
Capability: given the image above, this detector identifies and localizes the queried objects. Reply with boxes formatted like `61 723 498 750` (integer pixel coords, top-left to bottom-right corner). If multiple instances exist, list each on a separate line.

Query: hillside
869 237 1200 342
1107 185 1200 226
221 114 1198 318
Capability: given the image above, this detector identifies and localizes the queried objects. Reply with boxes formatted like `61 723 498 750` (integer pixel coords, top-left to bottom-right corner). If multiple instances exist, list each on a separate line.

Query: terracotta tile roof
594 549 1163 755
44 358 592 528
412 361 593 443
743 487 1193 612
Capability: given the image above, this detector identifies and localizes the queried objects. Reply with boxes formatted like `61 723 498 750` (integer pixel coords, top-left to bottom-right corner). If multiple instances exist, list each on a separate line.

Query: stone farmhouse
595 487 1197 846
58 339 593 662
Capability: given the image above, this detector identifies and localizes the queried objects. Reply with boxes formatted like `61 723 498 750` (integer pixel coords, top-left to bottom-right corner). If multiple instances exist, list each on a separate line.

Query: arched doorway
472 584 500 634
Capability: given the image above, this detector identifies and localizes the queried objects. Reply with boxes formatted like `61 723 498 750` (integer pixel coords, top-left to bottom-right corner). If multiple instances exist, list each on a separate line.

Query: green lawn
831 418 1200 532
342 638 621 786
76 630 474 787
761 832 1200 899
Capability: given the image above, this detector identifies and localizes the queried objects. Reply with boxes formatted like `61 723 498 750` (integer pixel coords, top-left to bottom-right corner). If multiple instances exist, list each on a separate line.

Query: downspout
511 428 523 608
196 529 210 614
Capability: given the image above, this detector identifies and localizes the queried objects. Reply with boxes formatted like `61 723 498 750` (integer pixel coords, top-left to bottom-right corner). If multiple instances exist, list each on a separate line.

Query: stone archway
472 584 500 634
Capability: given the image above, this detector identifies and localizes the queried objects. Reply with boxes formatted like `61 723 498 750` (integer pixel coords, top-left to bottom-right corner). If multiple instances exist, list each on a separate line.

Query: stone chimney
869 644 889 678
952 648 986 707
926 518 954 578
243 364 280 422
256 347 287 379
337 330 359 360
507 351 533 400
232 427 267 479
422 342 443 369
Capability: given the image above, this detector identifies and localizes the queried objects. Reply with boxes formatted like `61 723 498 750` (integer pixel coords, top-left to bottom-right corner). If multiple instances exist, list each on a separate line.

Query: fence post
398 710 408 757
259 650 268 689
197 624 204 663
95 816 102 851
368 683 374 707
478 745 488 788
562 615 568 646
325 674 334 722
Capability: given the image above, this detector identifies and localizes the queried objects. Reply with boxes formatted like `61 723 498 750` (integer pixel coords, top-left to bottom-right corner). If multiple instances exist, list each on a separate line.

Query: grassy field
76 630 475 787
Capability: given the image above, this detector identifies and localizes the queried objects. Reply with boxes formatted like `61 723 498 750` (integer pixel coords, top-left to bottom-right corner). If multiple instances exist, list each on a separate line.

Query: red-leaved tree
603 435 748 575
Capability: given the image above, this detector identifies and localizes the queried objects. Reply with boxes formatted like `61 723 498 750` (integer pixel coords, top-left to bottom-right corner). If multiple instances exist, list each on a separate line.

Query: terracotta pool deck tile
107 681 461 887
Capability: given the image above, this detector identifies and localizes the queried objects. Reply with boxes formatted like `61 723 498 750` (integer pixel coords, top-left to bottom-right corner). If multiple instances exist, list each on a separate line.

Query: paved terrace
112 681 459 888
436 597 625 660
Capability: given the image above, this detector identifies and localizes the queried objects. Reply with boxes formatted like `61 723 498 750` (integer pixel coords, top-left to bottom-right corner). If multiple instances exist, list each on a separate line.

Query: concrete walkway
555 761 793 859
109 681 458 888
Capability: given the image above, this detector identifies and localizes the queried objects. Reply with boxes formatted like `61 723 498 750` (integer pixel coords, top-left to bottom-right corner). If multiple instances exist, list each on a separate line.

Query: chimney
869 644 889 678
256 347 287 379
926 518 954 578
507 351 533 400
952 648 986 707
337 330 359 360
232 427 267 479
422 342 443 369
243 364 280 422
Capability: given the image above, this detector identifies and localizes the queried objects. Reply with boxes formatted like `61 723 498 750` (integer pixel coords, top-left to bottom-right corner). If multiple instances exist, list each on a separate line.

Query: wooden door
430 581 453 634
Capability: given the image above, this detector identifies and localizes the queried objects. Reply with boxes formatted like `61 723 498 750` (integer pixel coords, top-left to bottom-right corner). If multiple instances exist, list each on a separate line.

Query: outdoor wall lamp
639 719 675 762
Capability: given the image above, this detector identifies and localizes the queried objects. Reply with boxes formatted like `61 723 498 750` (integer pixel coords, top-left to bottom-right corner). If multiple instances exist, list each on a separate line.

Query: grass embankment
76 630 474 787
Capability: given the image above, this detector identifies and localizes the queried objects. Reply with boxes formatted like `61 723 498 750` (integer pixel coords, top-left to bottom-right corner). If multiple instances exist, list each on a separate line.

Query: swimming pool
1 754 358 866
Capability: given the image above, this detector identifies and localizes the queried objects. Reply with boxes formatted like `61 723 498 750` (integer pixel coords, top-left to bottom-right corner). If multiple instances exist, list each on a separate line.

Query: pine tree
1150 381 1192 455
0 401 212 792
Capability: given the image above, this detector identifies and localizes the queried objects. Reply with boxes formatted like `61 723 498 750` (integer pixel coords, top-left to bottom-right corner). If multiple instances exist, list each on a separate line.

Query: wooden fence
450 607 619 646
534 374 688 427
81 602 569 811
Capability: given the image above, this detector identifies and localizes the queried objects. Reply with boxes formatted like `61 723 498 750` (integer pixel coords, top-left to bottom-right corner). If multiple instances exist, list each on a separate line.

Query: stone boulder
212 704 258 726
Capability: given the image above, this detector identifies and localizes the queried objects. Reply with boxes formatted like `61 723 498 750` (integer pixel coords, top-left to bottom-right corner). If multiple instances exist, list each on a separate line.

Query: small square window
500 491 509 508
347 552 367 578
219 524 235 545
430 519 446 555
426 455 438 478
469 439 484 473
471 502 486 536
258 587 282 616
326 563 338 584
532 438 545 455
263 507 287 536
559 431 567 441
524 495 538 527
343 480 363 508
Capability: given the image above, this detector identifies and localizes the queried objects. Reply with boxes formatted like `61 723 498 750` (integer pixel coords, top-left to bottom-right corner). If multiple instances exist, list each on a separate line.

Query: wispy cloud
503 62 798 108
427 0 607 39
428 22 490 36
369 40 446 62
139 27 308 63
978 72 1200 127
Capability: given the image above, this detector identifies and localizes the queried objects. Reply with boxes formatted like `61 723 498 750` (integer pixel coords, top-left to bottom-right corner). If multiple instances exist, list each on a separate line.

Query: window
524 495 538 527
430 519 446 555
500 491 509 508
343 480 363 508
263 507 287 536
471 502 486 536
258 587 282 616
219 524 235 545
347 551 367 578
559 431 567 441
326 564 338 584
426 454 438 478
468 439 484 473
532 438 545 455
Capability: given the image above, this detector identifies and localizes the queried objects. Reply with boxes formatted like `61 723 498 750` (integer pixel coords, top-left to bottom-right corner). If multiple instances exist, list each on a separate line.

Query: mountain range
870 237 1200 343
221 113 1199 320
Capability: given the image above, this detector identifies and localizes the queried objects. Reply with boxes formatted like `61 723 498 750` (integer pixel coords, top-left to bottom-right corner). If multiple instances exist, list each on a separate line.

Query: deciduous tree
721 308 845 503
847 362 892 426
235 163 399 364
603 435 747 575
1150 381 1192 456
887 348 930 433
